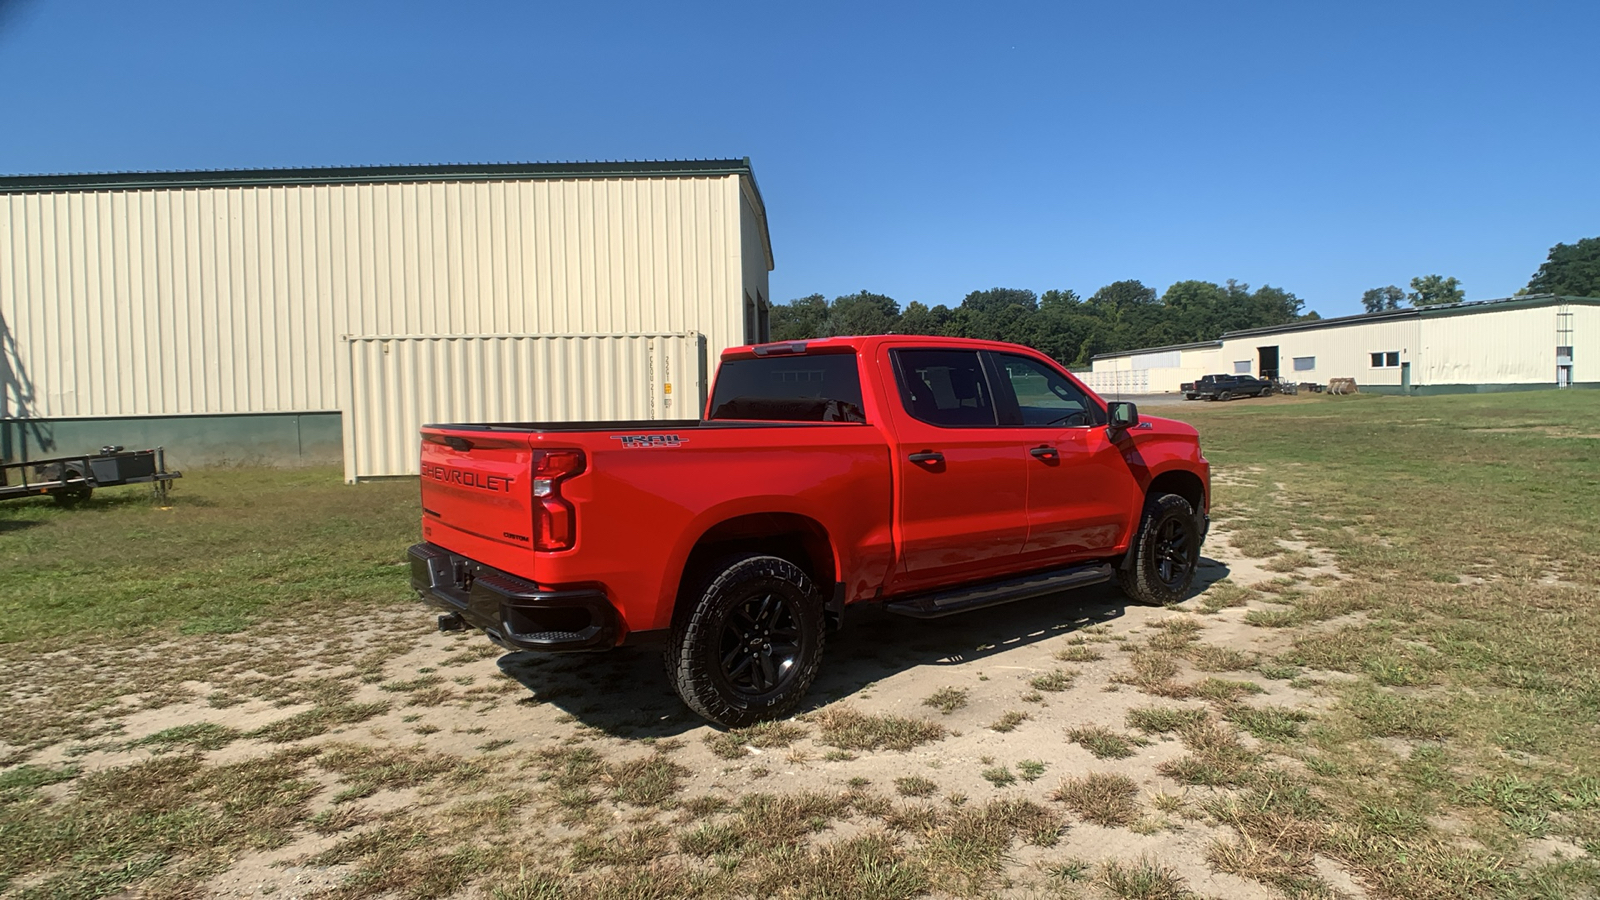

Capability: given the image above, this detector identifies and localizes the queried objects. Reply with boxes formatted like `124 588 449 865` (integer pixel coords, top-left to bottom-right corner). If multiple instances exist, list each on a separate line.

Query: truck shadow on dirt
497 555 1231 740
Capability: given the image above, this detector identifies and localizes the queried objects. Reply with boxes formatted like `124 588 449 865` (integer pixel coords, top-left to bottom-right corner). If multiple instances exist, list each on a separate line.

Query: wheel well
1148 470 1205 515
675 513 837 618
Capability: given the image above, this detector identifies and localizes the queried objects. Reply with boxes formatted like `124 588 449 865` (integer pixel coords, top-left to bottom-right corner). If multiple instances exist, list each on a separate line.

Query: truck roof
722 334 1048 361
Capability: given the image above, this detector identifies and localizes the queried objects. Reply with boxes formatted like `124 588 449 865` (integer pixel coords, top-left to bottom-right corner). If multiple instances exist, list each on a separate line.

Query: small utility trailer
0 446 181 506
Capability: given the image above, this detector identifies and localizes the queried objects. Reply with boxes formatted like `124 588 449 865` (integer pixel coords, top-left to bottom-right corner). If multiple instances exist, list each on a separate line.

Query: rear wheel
666 554 824 727
1117 493 1201 606
51 469 92 506
1217 390 1233 402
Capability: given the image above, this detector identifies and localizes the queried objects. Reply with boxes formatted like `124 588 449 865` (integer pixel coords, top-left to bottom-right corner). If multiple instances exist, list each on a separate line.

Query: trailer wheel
51 470 92 506
1117 493 1201 606
666 553 824 728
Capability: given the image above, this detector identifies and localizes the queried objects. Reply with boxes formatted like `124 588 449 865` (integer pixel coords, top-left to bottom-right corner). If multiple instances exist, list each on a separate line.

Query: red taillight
530 449 585 551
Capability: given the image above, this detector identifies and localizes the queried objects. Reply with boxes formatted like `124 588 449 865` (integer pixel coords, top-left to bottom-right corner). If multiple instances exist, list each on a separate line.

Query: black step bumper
407 542 618 652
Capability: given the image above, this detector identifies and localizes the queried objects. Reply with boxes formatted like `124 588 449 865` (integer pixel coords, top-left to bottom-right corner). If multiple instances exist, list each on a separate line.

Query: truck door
990 352 1141 562
884 347 1028 589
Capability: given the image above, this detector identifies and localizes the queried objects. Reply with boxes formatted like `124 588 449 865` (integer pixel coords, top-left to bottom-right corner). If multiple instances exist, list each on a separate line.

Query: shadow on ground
498 556 1231 740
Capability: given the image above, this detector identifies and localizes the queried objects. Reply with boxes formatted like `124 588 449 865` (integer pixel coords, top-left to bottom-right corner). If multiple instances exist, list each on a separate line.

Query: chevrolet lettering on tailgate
420 463 514 493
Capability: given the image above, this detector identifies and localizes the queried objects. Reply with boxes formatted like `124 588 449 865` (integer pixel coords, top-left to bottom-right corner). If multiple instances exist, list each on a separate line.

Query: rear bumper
407 542 618 652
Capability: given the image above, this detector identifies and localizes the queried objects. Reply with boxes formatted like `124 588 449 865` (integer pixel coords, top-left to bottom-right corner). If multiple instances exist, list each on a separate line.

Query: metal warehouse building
1083 295 1598 395
0 159 774 479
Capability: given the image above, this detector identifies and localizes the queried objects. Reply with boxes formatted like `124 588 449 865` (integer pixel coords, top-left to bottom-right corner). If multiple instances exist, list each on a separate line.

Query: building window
1292 356 1315 371
1233 360 1251 374
1371 352 1400 368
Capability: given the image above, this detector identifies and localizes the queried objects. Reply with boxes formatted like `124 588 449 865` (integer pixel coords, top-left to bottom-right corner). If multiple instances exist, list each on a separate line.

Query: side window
996 353 1102 427
894 349 997 427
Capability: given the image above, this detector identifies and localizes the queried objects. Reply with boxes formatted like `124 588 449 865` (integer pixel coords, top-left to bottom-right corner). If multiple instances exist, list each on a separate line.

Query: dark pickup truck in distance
1182 373 1272 401
410 336 1211 726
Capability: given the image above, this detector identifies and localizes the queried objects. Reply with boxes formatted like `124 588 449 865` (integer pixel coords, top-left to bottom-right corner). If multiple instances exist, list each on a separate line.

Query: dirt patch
2 491 1374 899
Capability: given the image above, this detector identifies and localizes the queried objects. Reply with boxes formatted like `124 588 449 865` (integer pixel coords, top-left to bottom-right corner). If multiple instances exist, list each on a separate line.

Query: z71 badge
611 434 686 449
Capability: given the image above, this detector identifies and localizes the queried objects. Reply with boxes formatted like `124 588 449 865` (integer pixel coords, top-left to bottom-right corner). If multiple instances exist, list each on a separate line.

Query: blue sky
2 1 1595 318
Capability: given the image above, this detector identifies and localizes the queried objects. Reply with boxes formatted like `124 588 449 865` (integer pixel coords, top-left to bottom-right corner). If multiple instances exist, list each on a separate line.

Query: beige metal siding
1078 369 1150 394
1418 306 1554 386
739 183 772 345
1571 305 1599 384
341 333 705 481
1221 318 1420 388
1087 346 1222 393
0 175 748 421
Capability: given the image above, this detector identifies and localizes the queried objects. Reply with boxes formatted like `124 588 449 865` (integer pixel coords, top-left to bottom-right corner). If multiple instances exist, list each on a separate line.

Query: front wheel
1116 493 1201 606
666 554 825 727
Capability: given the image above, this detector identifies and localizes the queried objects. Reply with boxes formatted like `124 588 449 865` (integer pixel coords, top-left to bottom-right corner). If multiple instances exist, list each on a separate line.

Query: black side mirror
1108 401 1139 431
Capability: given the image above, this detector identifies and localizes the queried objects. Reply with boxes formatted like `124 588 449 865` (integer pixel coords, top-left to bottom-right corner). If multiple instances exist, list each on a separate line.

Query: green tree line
769 235 1599 366
770 280 1314 367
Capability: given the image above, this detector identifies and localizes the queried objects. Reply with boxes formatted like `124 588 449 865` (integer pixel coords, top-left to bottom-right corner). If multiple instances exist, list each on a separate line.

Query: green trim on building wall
1 413 342 468
1360 382 1598 396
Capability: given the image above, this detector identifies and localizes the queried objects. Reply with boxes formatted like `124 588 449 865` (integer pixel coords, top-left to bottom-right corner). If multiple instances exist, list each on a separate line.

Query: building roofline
1090 339 1223 362
1219 294 1600 340
0 158 753 193
1219 307 1417 340
0 156 776 274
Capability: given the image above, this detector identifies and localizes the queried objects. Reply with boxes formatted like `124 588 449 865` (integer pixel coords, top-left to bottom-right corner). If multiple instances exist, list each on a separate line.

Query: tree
1039 289 1081 310
826 290 900 336
1408 275 1464 307
769 294 829 340
1361 285 1406 313
959 287 1039 316
1248 284 1305 324
1526 236 1600 297
1088 280 1158 313
897 301 951 335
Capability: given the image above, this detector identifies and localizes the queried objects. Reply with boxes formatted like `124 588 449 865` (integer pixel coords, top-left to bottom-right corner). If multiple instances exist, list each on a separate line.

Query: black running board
883 563 1114 619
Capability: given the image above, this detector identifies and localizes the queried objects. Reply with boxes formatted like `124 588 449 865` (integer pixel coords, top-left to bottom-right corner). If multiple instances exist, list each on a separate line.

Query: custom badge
610 434 687 449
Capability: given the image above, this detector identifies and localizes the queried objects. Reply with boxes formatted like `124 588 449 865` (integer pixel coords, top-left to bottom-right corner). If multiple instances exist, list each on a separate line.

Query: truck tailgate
420 429 541 551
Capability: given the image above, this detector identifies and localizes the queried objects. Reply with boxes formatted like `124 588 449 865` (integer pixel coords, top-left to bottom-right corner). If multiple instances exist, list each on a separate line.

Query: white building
0 159 775 478
1083 295 1597 395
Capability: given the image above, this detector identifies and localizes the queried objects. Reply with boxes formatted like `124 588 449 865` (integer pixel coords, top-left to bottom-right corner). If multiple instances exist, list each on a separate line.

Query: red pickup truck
409 336 1210 726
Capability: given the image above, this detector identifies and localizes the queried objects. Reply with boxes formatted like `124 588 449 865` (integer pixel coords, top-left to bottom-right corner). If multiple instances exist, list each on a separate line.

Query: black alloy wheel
717 589 802 696
667 554 825 727
1152 516 1196 591
1116 492 1201 605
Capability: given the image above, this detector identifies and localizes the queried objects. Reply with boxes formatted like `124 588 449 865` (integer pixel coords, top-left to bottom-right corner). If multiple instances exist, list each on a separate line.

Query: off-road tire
666 553 825 728
1258 387 1272 398
1116 493 1201 606
1217 390 1233 402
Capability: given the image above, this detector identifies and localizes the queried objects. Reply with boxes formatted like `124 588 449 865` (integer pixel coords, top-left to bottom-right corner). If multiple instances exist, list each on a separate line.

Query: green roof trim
0 158 756 193
0 156 775 272
1220 294 1600 340
1090 339 1221 362
1414 293 1599 319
